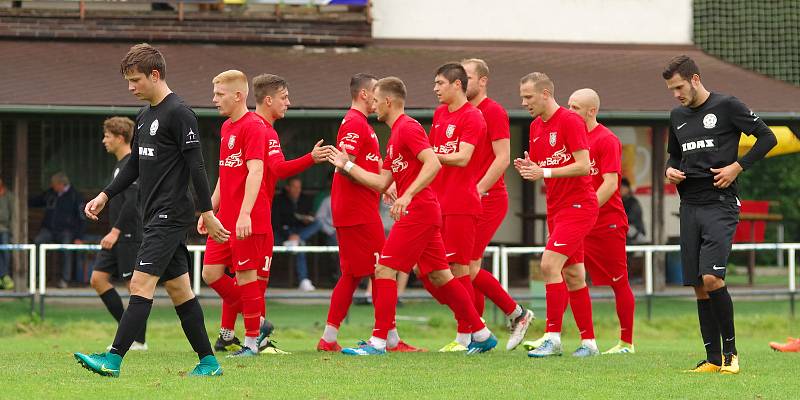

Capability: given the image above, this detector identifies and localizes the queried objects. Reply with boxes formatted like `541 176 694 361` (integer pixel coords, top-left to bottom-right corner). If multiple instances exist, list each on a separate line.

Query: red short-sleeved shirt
588 124 628 228
217 111 270 233
383 114 441 225
429 103 487 215
528 107 596 213
332 109 382 227
475 97 510 194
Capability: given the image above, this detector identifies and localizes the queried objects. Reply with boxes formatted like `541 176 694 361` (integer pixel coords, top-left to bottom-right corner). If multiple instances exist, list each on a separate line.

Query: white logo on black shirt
186 129 199 144
703 114 717 129
681 138 715 152
149 120 159 136
139 147 155 157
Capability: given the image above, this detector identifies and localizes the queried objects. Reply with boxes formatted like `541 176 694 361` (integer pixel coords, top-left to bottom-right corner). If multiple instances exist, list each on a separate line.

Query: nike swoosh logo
533 137 540 142
704 342 711 347
612 275 623 282
137 124 144 130
677 123 687 130
100 364 118 373
725 337 735 342
238 259 250 266
380 255 392 259
139 261 152 266
122 272 132 278
446 252 457 257
553 242 566 247
712 266 726 270
547 323 555 327
579 330 586 335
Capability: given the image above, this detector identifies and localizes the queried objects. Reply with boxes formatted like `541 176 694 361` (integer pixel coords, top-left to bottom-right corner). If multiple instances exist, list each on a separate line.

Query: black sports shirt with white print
667 92 775 205
104 93 213 228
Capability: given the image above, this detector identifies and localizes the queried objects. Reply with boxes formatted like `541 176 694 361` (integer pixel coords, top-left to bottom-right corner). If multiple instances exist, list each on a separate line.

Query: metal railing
18 243 800 319
0 244 37 312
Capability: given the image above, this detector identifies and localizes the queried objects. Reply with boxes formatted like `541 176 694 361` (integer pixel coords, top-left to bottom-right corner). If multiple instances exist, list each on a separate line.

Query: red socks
545 282 569 333
372 278 398 340
611 278 635 343
473 269 517 315
327 275 361 328
208 274 241 330
257 278 268 318
419 273 447 304
438 278 485 333
239 281 262 338
568 286 595 340
473 287 486 316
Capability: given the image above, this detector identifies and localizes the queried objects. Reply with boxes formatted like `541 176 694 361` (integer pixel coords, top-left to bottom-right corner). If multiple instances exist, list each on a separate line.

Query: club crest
549 131 557 147
228 135 236 149
445 124 456 138
149 119 159 136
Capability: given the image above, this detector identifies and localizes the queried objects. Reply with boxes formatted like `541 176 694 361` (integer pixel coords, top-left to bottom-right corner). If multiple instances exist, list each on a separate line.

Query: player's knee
201 265 223 284
428 269 452 287
374 264 396 280
89 273 106 291
702 274 724 291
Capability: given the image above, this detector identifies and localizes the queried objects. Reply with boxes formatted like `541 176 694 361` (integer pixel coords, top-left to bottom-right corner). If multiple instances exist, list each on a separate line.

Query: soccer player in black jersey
663 55 776 375
74 43 231 377
88 116 147 351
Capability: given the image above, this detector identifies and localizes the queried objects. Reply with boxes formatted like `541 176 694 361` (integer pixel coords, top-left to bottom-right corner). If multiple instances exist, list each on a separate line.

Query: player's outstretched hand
326 146 350 170
84 192 109 221
236 213 252 240
202 211 230 243
513 151 534 171
665 167 686 185
383 182 398 205
516 152 544 181
311 140 336 163
710 162 743 189
390 194 411 221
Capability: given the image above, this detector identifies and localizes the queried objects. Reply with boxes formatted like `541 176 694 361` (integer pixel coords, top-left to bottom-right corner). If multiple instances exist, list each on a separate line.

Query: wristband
344 161 355 173
542 168 552 178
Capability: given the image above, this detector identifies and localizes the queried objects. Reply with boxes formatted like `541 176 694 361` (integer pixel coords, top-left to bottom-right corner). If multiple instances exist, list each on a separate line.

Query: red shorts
546 205 598 267
584 222 628 286
442 214 476 265
379 220 449 277
336 222 385 278
204 233 273 278
471 190 508 260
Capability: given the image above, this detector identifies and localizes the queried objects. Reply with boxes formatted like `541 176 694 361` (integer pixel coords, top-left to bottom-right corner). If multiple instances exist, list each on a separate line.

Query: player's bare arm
437 142 475 167
596 172 619 207
236 159 264 239
477 138 510 194
391 148 441 221
327 146 393 193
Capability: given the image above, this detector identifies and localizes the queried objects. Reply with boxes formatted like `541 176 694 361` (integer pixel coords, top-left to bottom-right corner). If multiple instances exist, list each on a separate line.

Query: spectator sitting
272 177 319 291
30 172 85 288
621 177 646 244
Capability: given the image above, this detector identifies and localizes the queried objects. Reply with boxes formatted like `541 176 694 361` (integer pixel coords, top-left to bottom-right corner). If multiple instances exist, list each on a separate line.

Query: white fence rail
19 242 800 318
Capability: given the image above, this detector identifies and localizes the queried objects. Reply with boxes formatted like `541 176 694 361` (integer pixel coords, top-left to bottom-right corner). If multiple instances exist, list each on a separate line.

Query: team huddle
73 44 775 378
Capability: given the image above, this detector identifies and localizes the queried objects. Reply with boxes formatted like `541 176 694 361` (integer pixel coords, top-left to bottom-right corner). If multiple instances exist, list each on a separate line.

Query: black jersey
667 92 772 205
104 93 213 229
106 153 142 241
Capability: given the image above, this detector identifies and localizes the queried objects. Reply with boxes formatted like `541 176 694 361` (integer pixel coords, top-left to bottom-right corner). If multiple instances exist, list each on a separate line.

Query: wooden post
651 125 667 291
12 119 28 292
79 0 85 20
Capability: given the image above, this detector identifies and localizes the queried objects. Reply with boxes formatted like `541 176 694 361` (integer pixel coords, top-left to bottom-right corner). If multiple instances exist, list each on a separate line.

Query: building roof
2 40 799 115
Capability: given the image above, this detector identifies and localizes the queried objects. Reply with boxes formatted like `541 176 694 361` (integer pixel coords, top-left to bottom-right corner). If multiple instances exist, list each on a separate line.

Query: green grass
0 297 798 399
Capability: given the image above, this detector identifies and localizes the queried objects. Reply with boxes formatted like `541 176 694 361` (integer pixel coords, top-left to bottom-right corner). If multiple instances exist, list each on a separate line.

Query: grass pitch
0 296 797 399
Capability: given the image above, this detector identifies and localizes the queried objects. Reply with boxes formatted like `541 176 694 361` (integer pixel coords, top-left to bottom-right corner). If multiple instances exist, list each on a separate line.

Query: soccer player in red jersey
318 73 422 353
568 88 635 354
514 73 599 358
201 70 271 357
462 58 535 351
328 77 497 355
204 73 332 355
420 63 488 352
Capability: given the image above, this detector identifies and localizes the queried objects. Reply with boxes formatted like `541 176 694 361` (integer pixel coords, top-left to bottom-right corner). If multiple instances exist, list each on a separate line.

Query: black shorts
679 201 739 286
135 224 191 282
92 241 140 281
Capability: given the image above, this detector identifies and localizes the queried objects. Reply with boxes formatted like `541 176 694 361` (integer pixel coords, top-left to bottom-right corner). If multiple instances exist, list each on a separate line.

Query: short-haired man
568 88 636 354
421 62 488 352
76 43 229 377
318 73 421 352
515 72 599 358
89 116 147 352
663 55 776 374
328 77 497 355
201 70 273 357
462 58 535 351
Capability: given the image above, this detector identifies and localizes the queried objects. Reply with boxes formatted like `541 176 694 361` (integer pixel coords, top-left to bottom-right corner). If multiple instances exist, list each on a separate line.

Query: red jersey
332 108 382 227
217 111 270 233
588 124 628 228
475 97 510 195
429 103 487 215
383 114 441 225
528 107 596 213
